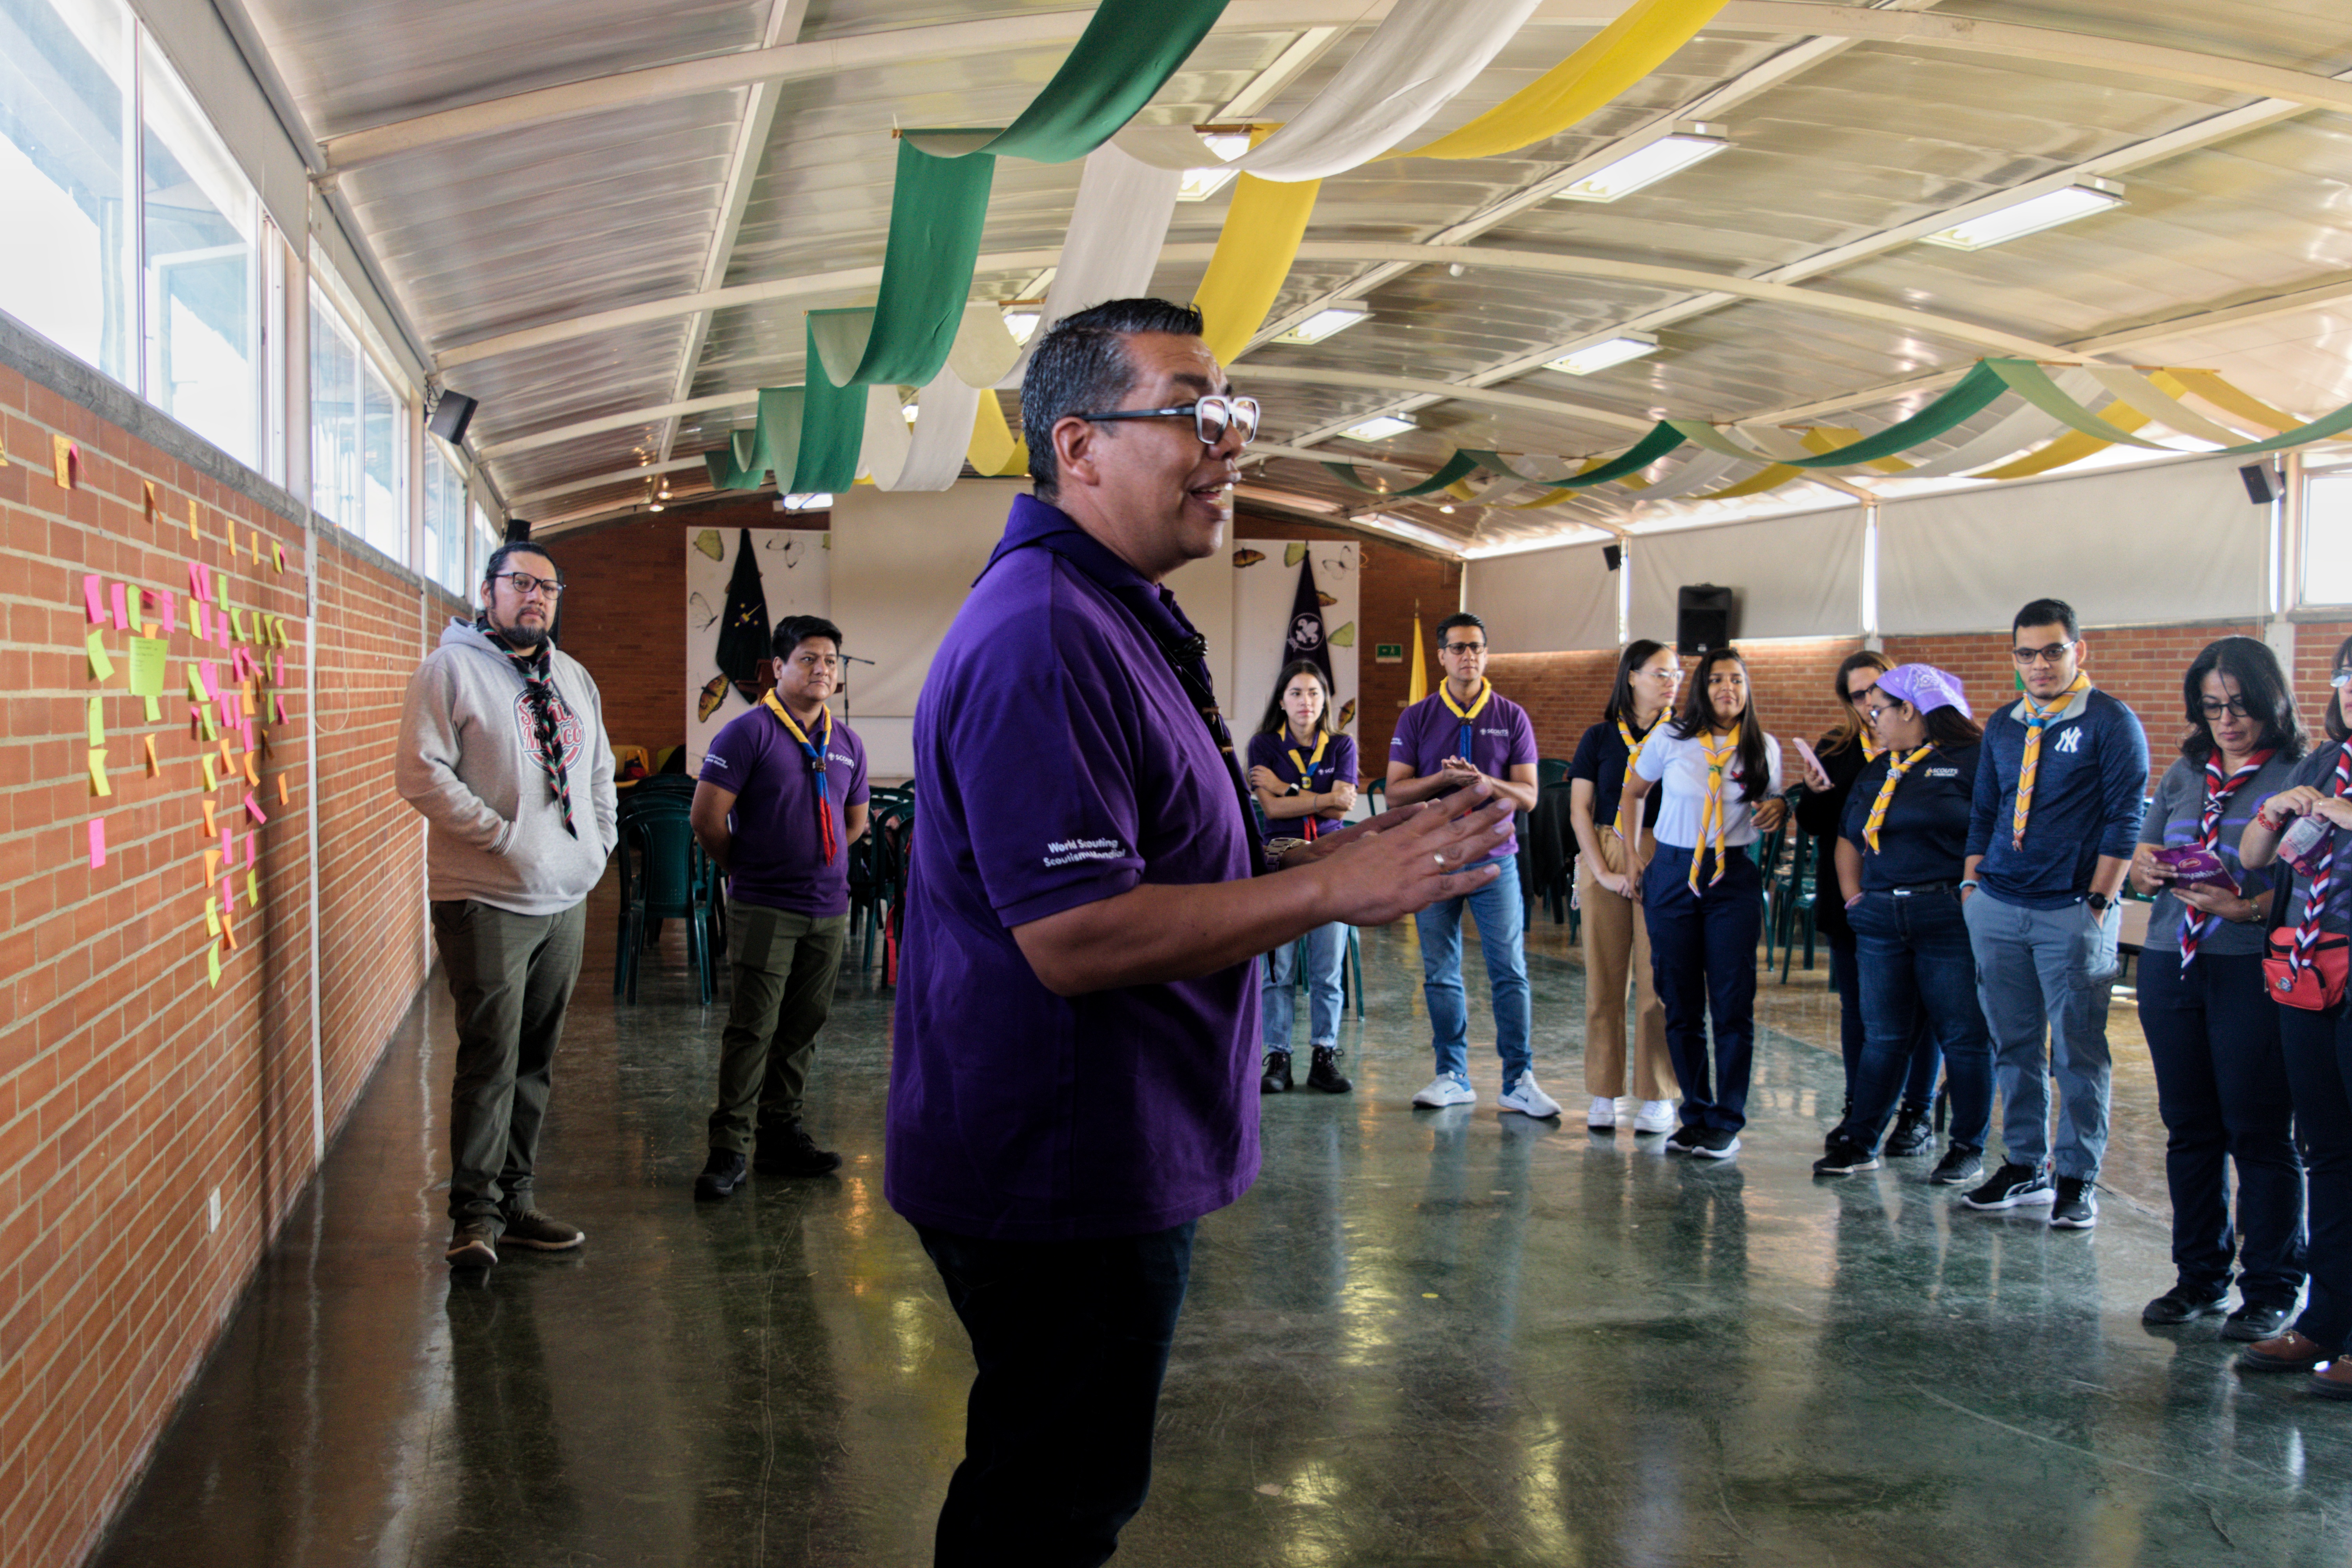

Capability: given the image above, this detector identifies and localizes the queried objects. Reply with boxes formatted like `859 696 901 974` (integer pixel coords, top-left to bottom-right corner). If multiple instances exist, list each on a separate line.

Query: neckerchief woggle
762 690 838 864
980 498 1267 873
1441 678 1493 763
1285 730 1330 842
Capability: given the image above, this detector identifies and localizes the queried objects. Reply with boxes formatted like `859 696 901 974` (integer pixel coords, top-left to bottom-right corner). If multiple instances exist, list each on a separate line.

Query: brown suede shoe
2311 1358 2352 1402
2240 1330 2333 1373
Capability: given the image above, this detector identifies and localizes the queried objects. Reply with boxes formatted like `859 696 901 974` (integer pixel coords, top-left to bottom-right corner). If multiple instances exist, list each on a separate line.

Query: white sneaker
1412 1075 1476 1109
1586 1095 1618 1129
1632 1100 1677 1134
1500 1074 1563 1119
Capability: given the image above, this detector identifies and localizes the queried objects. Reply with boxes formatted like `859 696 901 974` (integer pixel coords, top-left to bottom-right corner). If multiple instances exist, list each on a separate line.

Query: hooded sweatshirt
396 619 619 914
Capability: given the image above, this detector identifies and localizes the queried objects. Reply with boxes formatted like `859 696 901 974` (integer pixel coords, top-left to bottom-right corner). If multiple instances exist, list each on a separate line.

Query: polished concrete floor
89 891 2352 1567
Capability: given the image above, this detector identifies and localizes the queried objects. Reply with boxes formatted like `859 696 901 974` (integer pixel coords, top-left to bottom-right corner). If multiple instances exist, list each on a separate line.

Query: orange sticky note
143 481 160 524
276 773 289 806
51 434 78 488
242 751 259 786
142 734 159 777
204 848 221 881
188 498 200 541
201 800 218 837
222 915 238 953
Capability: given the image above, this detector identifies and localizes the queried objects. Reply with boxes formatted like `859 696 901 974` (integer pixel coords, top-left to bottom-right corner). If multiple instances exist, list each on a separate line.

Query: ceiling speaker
1677 584 1736 655
428 390 479 445
2239 463 2279 505
1602 543 1622 572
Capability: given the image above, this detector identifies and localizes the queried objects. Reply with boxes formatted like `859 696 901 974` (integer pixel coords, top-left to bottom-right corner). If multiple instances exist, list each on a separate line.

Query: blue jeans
1414 855 1532 1083
1262 921 1347 1054
1642 846 1764 1134
1964 889 2119 1180
1838 889 1992 1153
1830 931 1939 1108
916 1221 1197 1566
2140 948 2306 1307
2279 1003 2352 1348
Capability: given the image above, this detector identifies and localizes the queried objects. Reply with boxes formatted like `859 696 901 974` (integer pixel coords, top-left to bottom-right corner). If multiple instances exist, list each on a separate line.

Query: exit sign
1374 642 1404 663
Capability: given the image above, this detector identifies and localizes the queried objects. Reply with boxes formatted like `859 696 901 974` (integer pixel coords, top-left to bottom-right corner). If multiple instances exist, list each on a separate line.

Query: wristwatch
1264 836 1307 871
2086 891 2113 913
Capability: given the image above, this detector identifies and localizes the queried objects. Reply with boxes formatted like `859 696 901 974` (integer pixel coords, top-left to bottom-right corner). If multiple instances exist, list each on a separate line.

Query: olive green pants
433 899 587 1232
709 904 848 1153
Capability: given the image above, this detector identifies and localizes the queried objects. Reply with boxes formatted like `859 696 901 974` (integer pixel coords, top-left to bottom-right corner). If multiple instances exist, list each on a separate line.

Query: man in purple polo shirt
689 614 869 1199
1387 611 1551 1116
887 298 1514 1567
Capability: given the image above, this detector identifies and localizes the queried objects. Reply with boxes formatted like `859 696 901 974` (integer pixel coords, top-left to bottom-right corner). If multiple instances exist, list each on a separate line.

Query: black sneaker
2050 1178 2098 1229
2223 1301 2293 1342
499 1208 586 1250
446 1220 497 1269
754 1119 843 1177
1885 1101 1935 1157
1664 1123 1705 1154
1962 1162 2054 1210
1305 1046 1352 1094
1691 1128 1741 1160
695 1148 749 1200
1813 1135 1879 1176
2142 1285 2229 1325
1928 1146 1985 1187
1260 1052 1294 1094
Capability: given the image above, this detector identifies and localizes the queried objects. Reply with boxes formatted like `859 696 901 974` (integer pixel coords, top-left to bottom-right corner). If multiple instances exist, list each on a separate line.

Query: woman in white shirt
1622 646 1788 1158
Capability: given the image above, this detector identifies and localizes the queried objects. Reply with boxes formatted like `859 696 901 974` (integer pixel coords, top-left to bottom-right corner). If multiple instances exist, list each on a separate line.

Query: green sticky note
185 665 207 702
142 694 161 724
201 756 217 791
230 607 248 642
245 869 259 905
127 634 167 698
86 695 103 748
200 707 218 742
127 591 142 633
206 942 221 988
86 628 114 682
205 903 220 938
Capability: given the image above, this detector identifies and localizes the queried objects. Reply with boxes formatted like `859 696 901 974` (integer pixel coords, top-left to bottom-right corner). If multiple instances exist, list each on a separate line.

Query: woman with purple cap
1812 663 1994 1185
2133 638 2308 1344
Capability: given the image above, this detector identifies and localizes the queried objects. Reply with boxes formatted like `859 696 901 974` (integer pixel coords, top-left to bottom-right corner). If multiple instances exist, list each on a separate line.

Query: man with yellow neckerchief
1387 612 1548 1115
690 613 872 1198
1960 599 2149 1230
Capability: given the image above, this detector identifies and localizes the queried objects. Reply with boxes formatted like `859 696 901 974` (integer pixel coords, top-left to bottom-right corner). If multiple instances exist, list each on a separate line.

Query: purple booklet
2152 844 2242 896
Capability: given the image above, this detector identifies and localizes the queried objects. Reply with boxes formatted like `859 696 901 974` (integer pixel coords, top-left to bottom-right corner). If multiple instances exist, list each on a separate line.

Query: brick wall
0 339 445 1568
550 498 1459 787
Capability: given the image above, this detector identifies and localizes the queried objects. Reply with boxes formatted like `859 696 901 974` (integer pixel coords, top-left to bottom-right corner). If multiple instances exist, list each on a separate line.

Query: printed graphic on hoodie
514 687 587 771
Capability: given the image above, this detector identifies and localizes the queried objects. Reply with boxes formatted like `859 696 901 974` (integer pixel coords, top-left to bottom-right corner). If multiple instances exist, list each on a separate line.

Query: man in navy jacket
1959 598 2149 1229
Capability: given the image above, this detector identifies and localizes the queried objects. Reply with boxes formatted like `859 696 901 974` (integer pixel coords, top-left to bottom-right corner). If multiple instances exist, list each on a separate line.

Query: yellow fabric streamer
1700 463 1804 500
968 389 1029 477
1403 0 1730 163
1970 370 2204 479
2167 369 2302 437
1194 129 1322 361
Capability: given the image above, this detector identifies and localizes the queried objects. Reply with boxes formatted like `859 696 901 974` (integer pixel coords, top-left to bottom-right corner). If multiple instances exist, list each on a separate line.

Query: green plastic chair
615 796 715 1005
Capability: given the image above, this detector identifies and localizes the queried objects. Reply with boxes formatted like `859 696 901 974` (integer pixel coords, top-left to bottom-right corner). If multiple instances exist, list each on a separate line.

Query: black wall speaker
2239 462 2281 505
503 517 532 543
1677 584 1736 654
428 390 479 445
1602 543 1622 572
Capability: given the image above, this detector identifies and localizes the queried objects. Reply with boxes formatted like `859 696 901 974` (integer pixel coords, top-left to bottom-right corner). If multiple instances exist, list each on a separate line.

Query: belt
1886 882 1957 898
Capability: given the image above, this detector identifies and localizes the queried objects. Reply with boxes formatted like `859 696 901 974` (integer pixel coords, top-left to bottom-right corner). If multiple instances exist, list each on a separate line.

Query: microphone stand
837 652 877 725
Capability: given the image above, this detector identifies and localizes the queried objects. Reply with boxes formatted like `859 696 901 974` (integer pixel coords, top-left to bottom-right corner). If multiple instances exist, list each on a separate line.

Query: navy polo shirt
1840 741 1981 892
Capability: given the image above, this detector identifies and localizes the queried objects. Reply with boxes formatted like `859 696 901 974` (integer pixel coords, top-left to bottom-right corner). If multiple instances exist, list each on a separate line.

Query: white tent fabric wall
1165 548 1235 725
1630 508 1866 644
683 528 831 774
1232 541 1361 755
1877 457 2268 635
1466 542 1617 655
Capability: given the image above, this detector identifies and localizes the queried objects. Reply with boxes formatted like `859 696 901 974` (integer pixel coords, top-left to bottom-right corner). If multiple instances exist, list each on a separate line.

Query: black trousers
915 1221 1197 1568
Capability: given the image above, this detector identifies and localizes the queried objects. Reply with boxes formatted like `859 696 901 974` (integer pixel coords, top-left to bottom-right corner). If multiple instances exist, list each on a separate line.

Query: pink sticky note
82 574 105 623
243 790 266 826
109 581 128 631
242 720 256 753
199 662 219 700
273 695 287 725
220 828 232 863
161 593 178 635
87 818 105 869
187 561 206 601
243 830 257 867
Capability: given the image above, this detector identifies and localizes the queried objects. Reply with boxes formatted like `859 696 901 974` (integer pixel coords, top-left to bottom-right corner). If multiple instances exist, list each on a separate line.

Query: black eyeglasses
2012 642 2074 666
2198 697 2253 719
1074 395 1259 448
1442 642 1487 656
492 572 564 599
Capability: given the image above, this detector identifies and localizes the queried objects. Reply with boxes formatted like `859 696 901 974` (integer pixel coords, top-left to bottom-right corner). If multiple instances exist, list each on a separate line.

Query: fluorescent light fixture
1544 333 1659 377
1555 124 1730 203
903 403 920 425
1350 512 1461 552
1921 178 2125 251
1002 309 1040 345
777 492 835 512
1233 484 1341 515
1341 414 1417 442
1176 131 1254 202
1277 306 1371 345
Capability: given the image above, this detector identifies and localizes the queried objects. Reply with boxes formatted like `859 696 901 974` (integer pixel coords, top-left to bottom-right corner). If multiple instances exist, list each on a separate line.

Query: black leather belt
1887 882 1958 898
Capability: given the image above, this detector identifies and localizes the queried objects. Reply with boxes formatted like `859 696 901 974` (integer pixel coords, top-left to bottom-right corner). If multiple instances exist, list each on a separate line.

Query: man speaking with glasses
1960 597 2149 1229
887 299 1514 1564
398 542 617 1269
1386 612 1550 1117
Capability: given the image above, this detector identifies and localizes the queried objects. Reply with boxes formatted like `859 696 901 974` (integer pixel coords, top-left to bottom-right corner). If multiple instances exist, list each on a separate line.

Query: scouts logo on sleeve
513 690 586 770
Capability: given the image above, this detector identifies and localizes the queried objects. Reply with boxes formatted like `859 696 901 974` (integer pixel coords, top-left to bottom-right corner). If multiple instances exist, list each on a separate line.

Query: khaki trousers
1578 829 1677 1101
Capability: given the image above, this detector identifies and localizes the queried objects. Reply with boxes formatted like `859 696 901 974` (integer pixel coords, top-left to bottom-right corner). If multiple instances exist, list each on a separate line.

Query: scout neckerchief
1285 729 1330 842
1861 745 1935 853
478 616 575 839
1441 678 1492 762
2178 748 2273 965
2012 671 2092 849
982 499 1266 872
2287 741 2352 980
1862 738 1887 763
1610 715 1656 842
1690 726 1742 893
762 690 838 864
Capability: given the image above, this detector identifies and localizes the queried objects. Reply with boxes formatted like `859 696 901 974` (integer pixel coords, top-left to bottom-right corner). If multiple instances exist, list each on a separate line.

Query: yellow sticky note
272 542 285 573
200 707 217 742
86 628 114 682
127 635 167 699
206 942 221 987
143 480 160 524
245 869 258 905
205 903 220 938
248 530 261 564
230 608 248 643
51 434 77 488
142 694 160 724
87 748 111 797
201 756 218 791
86 696 103 748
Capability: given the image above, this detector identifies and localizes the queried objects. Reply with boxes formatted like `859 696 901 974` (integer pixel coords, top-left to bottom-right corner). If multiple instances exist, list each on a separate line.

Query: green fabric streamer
1321 450 1482 498
825 140 1000 388
1557 424 1688 487
795 317 870 492
703 387 809 490
1779 362 2011 468
1986 358 2352 458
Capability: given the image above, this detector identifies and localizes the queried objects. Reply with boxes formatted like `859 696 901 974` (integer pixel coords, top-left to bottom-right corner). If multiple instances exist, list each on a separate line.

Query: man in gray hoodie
397 542 618 1269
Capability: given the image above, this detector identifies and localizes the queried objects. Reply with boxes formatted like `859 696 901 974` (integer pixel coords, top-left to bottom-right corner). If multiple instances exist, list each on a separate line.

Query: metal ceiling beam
320 2 2352 171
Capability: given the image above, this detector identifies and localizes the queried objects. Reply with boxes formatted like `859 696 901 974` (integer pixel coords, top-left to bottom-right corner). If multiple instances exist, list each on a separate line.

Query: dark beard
487 617 549 650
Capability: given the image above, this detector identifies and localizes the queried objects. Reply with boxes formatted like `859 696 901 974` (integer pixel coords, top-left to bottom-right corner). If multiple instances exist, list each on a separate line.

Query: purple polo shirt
884 495 1259 1242
1246 731 1357 828
698 705 869 916
1390 686 1538 858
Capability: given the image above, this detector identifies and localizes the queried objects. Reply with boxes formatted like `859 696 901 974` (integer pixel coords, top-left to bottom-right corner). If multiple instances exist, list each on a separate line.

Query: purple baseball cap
1874 663 1972 719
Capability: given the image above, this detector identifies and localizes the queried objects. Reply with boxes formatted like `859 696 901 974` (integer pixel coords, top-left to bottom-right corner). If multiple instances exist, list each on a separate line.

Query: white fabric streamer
1897 368 2101 476
2083 365 2251 446
1623 448 1742 500
992 144 1185 387
858 377 984 492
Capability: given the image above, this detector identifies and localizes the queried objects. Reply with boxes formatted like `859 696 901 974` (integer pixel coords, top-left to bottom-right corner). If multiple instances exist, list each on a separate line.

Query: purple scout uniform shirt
1246 731 1357 829
884 495 1261 1242
698 704 870 917
1389 686 1538 859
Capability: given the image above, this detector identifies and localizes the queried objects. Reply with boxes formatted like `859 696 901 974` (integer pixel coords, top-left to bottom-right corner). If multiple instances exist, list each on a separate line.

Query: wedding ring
1434 852 1448 866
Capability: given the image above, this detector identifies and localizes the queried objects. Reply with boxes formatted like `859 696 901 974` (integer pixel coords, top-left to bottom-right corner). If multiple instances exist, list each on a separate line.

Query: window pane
309 285 357 526
142 38 254 464
361 356 399 557
2309 472 2352 607
0 0 136 384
